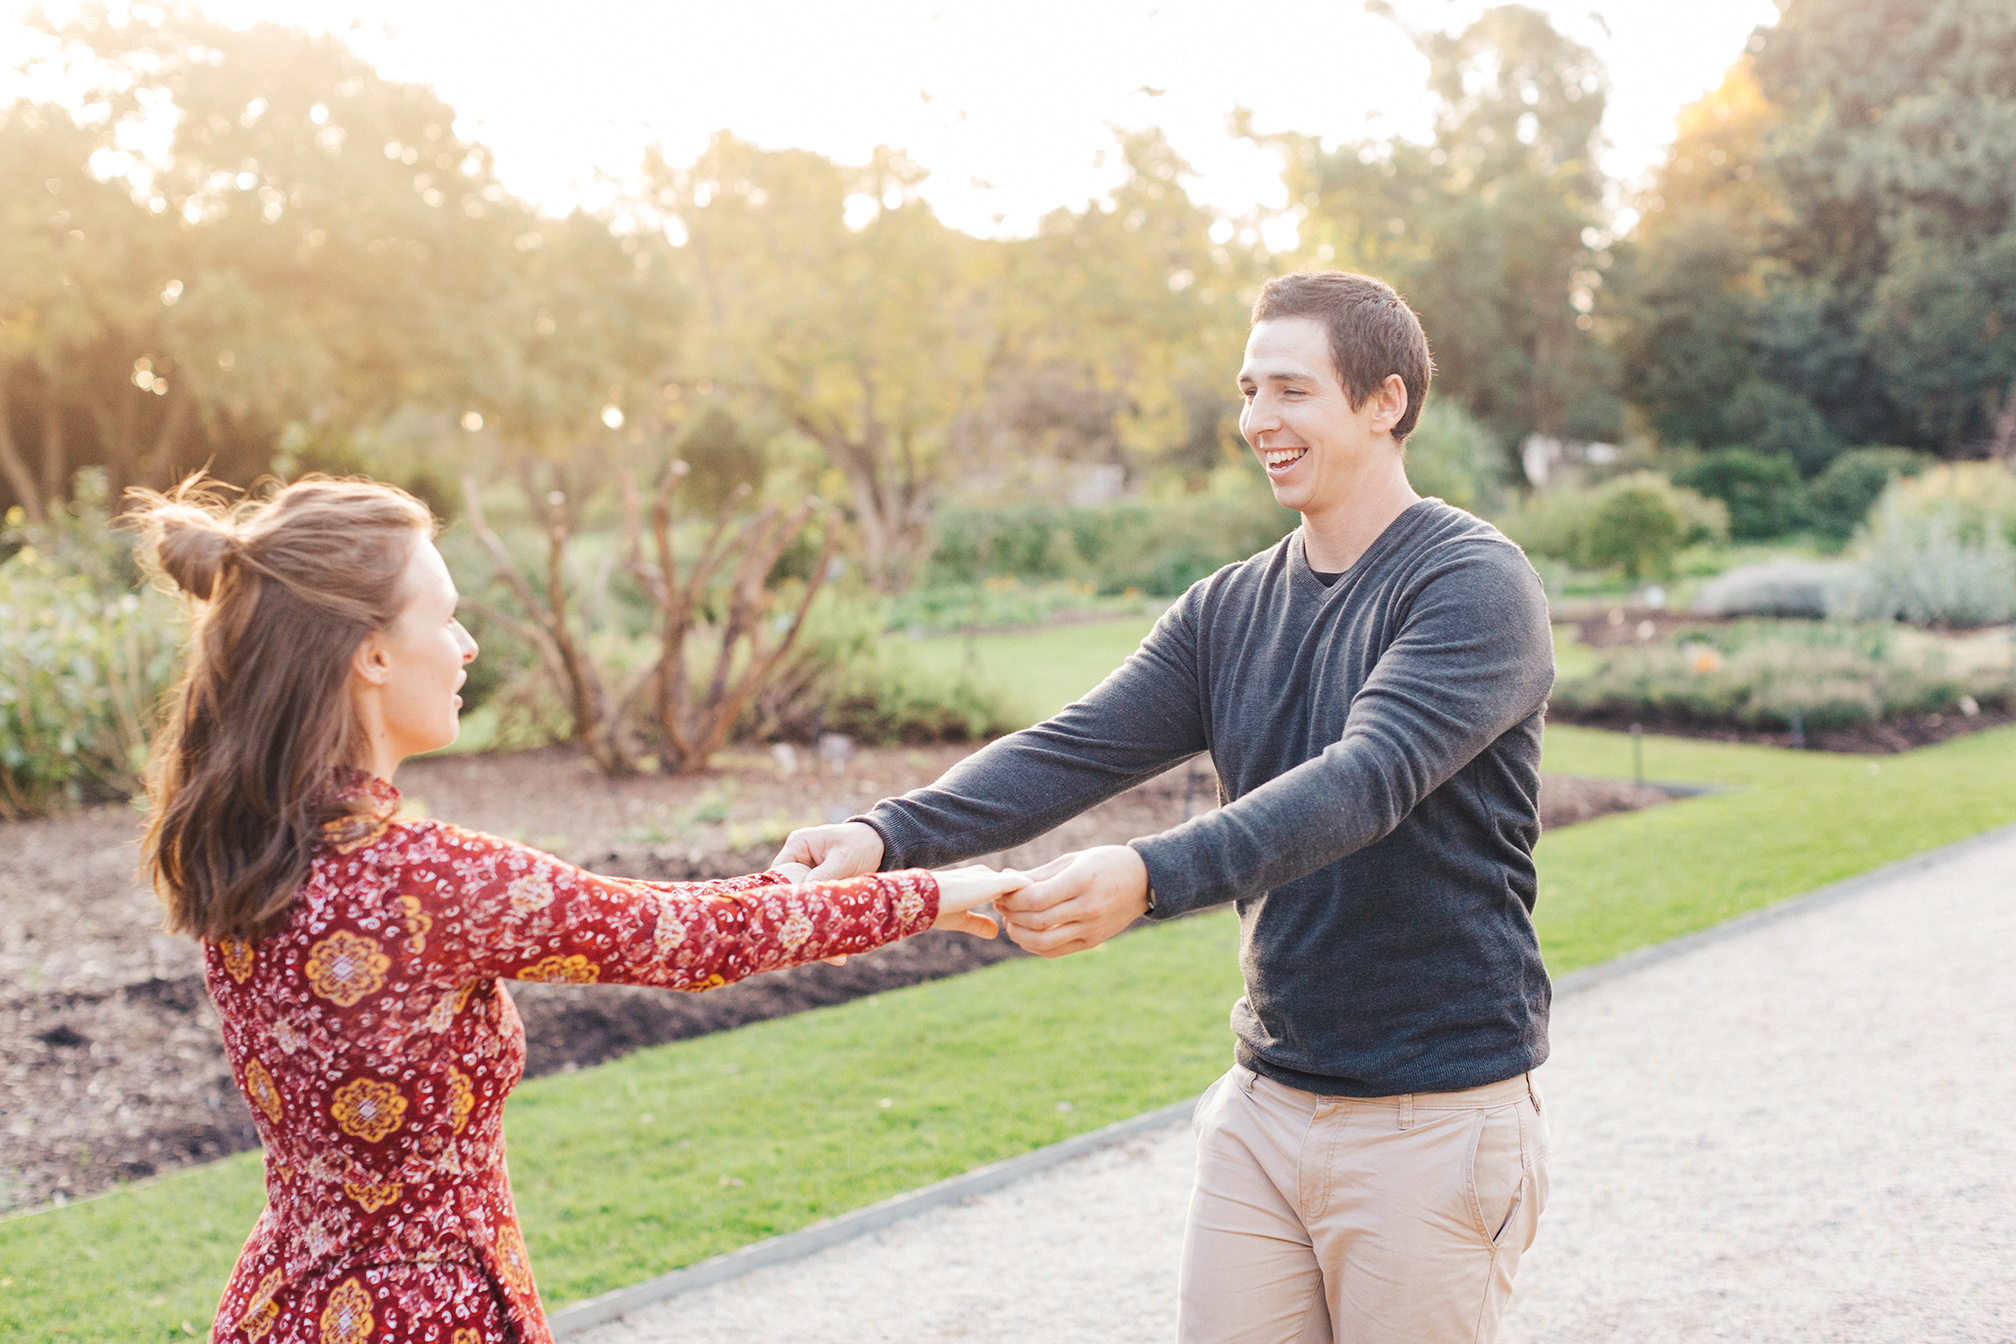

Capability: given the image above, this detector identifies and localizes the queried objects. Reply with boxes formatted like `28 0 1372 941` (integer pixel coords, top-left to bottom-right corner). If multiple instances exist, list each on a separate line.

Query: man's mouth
1262 447 1308 473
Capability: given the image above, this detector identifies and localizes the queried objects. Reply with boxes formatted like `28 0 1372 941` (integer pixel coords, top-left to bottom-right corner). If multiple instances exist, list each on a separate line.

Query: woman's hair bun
124 476 244 601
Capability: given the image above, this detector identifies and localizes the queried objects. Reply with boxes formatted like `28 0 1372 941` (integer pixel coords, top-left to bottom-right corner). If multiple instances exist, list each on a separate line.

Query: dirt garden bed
1 744 1676 1213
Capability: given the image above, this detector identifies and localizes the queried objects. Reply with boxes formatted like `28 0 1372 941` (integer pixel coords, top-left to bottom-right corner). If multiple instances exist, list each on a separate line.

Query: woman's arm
390 822 988 991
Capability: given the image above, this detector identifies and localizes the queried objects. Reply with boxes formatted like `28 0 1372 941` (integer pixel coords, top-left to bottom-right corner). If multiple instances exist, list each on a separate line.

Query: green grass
8 721 2015 1339
904 613 1158 725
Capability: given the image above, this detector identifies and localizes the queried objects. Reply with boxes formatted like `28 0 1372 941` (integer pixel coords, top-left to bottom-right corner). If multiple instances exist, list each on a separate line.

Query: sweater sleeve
858 590 1212 871
389 823 940 991
1132 542 1553 917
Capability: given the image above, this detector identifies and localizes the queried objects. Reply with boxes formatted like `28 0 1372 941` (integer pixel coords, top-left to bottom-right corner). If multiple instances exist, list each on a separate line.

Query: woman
127 475 1019 1344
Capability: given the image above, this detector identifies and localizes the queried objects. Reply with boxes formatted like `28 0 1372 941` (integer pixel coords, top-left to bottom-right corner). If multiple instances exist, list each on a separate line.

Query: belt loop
1399 1094 1414 1131
1525 1072 1540 1112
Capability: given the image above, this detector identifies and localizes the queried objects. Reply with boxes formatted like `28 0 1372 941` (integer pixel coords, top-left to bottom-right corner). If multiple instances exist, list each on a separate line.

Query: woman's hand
929 865 1029 939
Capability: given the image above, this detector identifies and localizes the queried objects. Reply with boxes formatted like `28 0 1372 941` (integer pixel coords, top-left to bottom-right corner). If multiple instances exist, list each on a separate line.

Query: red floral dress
202 772 938 1344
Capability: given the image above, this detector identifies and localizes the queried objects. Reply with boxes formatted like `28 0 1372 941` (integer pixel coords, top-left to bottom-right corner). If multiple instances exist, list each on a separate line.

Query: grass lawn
904 614 1158 726
8 720 2014 1339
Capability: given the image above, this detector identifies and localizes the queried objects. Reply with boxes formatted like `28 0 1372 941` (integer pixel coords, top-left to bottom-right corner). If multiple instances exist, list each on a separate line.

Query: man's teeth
1264 449 1306 467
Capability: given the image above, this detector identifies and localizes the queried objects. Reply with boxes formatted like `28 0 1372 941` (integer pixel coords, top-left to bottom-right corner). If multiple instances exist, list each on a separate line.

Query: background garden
4 0 2016 1336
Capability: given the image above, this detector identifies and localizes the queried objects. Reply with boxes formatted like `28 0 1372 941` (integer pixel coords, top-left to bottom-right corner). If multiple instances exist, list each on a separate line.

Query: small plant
1552 619 2009 732
1805 447 1931 545
1501 472 1727 579
1831 464 2016 628
0 473 182 817
1672 447 1806 541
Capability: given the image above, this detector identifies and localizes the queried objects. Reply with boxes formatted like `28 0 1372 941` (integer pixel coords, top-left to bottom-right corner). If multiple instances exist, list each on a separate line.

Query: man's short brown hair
1250 271 1435 441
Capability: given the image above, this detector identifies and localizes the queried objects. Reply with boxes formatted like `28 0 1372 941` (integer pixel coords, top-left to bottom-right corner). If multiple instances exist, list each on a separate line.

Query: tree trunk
40 403 66 506
0 381 45 521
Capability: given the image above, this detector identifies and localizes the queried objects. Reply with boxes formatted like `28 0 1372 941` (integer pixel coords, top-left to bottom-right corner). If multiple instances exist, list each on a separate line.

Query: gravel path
571 830 2016 1344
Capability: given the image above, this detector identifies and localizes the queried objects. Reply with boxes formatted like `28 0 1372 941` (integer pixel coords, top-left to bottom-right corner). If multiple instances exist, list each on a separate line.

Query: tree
633 134 996 590
1273 5 1621 457
1619 0 2016 463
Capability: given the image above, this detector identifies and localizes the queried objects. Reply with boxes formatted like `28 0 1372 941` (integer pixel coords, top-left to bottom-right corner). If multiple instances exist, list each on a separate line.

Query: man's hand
772 821 885 881
994 844 1150 958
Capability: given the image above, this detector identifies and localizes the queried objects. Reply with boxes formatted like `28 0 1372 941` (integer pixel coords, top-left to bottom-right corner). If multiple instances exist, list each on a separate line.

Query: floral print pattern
203 768 939 1343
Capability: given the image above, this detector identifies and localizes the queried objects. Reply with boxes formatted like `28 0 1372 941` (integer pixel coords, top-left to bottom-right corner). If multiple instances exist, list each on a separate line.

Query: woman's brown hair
126 474 436 941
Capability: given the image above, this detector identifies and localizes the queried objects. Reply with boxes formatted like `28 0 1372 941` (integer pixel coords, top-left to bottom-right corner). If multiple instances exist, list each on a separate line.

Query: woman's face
361 538 478 763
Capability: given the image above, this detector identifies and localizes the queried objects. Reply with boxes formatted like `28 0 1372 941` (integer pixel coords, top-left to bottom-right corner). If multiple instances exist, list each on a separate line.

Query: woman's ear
350 630 392 687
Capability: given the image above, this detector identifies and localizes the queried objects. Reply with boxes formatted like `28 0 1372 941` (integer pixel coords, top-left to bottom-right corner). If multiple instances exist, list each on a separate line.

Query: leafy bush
1552 620 2008 732
741 592 1015 744
1805 447 1932 544
928 489 1294 597
0 474 182 817
1500 472 1728 579
1831 466 2016 628
1403 402 1505 513
1671 447 1805 540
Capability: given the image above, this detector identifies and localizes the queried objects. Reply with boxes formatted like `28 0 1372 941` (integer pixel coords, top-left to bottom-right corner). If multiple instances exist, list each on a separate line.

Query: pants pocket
1466 1104 1527 1248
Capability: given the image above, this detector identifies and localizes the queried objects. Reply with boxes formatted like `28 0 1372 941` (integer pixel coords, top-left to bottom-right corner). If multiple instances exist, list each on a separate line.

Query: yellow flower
330 1078 407 1143
342 1179 402 1212
447 1067 475 1134
506 873 555 911
494 1220 536 1295
516 953 599 984
778 911 813 951
453 980 480 1013
238 1269 283 1342
244 1058 283 1124
322 815 391 854
318 1275 373 1344
452 1332 479 1344
680 973 728 993
219 938 256 984
396 895 432 954
305 931 390 1007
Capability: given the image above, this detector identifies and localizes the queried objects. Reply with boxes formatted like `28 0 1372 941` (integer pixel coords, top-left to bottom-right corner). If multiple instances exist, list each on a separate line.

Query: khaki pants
1179 1064 1549 1344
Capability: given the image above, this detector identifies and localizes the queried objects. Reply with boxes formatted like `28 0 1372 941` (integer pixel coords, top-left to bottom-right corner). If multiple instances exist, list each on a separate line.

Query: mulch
0 745 1674 1213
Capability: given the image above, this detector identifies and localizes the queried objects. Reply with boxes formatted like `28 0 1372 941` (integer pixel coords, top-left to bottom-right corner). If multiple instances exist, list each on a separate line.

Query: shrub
1552 620 2007 732
1805 447 1932 544
1403 402 1505 513
1500 472 1727 579
0 474 182 817
927 490 1294 597
1671 447 1805 540
1832 478 2016 628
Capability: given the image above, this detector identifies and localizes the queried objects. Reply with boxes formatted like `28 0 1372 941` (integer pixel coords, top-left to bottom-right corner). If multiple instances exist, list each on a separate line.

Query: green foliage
1278 4 1622 453
926 493 1294 597
1805 447 1933 544
1500 471 1728 578
12 720 2016 1339
1553 620 2008 731
1671 448 1805 540
0 473 180 816
884 578 1150 635
1620 0 2016 459
1833 464 2016 627
1402 401 1505 512
673 407 766 516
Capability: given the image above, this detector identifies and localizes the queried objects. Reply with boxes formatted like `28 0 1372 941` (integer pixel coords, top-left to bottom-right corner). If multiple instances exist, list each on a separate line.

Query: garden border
545 818 2016 1338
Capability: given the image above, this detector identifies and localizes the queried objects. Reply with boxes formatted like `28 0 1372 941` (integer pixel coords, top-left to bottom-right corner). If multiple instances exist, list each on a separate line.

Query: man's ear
1372 374 1409 436
350 631 391 687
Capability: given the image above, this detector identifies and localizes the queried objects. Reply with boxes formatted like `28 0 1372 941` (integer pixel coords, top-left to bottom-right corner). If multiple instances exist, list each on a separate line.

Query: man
775 271 1556 1343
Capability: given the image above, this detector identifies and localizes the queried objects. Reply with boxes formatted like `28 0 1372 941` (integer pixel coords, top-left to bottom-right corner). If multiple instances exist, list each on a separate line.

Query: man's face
1237 317 1401 516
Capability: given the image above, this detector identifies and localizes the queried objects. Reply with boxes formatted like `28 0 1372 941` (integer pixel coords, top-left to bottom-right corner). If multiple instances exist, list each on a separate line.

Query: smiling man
777 271 1557 1343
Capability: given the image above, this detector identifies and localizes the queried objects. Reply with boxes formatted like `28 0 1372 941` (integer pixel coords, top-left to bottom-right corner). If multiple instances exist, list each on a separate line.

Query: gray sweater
861 500 1556 1097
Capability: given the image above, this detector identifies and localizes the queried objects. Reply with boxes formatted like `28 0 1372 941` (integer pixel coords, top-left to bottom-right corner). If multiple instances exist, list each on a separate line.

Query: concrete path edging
545 818 2016 1338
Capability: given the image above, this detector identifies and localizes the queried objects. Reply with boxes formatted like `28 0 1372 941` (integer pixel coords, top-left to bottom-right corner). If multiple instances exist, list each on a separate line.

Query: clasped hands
772 822 1149 958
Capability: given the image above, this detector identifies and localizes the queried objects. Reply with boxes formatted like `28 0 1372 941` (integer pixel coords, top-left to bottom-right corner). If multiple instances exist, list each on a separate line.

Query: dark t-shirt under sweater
860 499 1557 1096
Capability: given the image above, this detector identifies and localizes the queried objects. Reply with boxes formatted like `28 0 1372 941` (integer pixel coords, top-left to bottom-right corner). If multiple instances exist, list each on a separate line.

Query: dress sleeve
384 822 940 991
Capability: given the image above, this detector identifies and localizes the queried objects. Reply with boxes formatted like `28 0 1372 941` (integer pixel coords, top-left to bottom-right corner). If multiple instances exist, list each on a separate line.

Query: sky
2 0 1782 241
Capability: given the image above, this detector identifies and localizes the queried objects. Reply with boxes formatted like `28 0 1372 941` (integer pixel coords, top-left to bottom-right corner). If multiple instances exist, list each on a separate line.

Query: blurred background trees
4 0 2014 799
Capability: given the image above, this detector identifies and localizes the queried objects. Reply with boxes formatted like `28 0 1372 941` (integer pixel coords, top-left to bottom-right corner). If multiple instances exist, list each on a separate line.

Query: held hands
993 845 1150 958
770 822 1150 952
